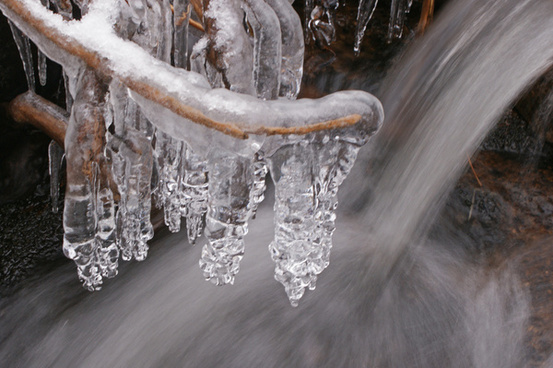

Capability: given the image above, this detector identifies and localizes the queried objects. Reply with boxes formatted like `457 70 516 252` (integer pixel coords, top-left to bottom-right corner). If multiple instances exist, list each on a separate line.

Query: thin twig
246 114 362 135
467 154 483 187
190 18 204 32
418 0 434 35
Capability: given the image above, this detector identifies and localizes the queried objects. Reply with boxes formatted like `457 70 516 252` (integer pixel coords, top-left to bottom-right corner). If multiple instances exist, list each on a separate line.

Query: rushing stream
2 0 553 366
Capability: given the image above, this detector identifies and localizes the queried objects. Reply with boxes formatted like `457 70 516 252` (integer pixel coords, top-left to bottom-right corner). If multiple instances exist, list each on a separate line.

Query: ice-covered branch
1 0 385 305
0 0 382 141
8 91 68 147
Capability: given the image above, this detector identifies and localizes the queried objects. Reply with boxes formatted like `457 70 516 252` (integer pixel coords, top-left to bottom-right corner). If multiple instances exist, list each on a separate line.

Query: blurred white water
2 0 553 366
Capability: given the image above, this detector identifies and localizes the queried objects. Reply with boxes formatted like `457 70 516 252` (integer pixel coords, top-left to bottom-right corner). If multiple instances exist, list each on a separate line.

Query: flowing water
3 0 553 366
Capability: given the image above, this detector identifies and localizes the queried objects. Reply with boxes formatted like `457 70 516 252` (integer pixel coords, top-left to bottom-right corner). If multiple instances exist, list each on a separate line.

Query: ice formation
303 0 414 54
2 0 383 305
48 141 63 213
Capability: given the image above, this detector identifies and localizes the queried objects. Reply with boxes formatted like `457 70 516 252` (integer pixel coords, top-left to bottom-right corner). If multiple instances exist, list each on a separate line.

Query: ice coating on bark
244 0 282 100
265 0 304 99
204 0 256 95
173 0 191 69
63 68 115 291
8 20 35 91
48 140 64 213
354 0 379 55
180 144 208 244
199 154 254 285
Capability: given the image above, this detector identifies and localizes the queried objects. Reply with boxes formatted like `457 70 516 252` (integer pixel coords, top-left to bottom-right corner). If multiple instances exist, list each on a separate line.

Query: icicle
406 0 413 14
95 166 119 279
203 0 255 95
8 20 35 91
244 0 282 100
354 0 379 55
38 52 48 86
173 0 191 69
268 142 317 306
179 144 208 244
199 154 254 285
304 0 315 43
265 0 304 99
154 130 184 233
37 0 50 86
63 68 110 291
108 130 154 262
249 151 268 218
267 132 365 306
108 82 154 262
156 0 173 62
64 73 74 112
388 0 408 41
48 140 64 213
309 138 362 285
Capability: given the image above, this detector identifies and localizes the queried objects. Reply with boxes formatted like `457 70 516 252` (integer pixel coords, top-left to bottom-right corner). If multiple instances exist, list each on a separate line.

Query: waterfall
2 0 553 366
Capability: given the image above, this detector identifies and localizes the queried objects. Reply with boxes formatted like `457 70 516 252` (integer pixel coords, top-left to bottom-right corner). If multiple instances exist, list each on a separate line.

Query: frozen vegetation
1 0 383 305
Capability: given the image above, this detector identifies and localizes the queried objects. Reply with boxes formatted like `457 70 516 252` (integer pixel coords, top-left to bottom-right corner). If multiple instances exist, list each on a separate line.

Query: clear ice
354 0 379 55
2 0 384 301
48 140 64 213
267 132 366 306
63 68 118 290
354 0 412 54
199 154 255 285
180 145 209 244
8 20 35 91
108 85 154 262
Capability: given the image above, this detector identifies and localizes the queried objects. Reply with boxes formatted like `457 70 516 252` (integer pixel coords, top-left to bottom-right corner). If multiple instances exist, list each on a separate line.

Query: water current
2 0 553 366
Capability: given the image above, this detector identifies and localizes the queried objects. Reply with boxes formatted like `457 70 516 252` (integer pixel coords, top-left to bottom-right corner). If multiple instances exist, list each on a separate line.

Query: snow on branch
0 0 383 141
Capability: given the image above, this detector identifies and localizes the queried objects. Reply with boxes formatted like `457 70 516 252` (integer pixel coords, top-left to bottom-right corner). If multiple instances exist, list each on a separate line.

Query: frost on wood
1 0 383 305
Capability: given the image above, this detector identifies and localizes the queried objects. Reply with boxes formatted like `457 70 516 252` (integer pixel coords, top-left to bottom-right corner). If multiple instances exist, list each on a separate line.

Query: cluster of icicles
6 0 381 306
306 0 414 53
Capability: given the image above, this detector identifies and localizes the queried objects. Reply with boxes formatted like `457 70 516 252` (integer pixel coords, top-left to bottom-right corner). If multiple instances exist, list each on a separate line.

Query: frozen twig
0 0 382 141
8 91 68 147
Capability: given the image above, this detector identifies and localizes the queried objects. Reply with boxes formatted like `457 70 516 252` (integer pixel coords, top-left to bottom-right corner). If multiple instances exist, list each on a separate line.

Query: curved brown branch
0 0 371 141
8 91 68 147
246 114 362 136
